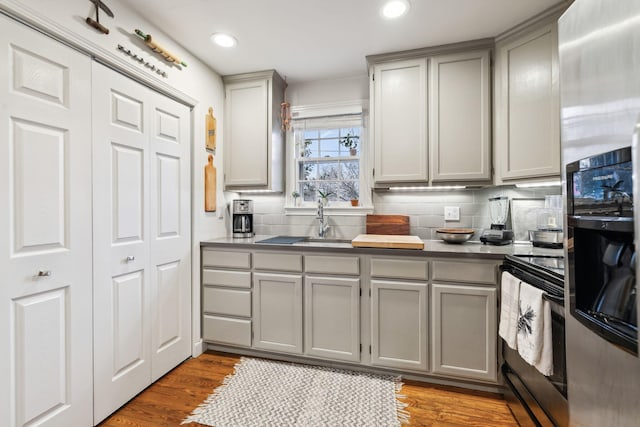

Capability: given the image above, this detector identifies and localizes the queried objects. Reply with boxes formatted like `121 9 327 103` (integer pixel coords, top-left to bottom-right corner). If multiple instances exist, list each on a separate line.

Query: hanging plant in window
339 132 359 156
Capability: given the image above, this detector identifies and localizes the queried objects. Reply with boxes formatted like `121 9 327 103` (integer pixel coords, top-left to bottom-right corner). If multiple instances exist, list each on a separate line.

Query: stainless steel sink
256 236 353 247
294 238 353 248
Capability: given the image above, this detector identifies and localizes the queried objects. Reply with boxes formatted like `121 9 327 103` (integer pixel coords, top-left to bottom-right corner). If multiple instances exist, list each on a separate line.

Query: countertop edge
200 236 563 260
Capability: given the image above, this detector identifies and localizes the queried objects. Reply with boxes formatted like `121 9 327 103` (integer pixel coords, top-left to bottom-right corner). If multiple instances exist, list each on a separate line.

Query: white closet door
0 14 93 427
148 87 191 381
91 62 191 423
92 62 152 424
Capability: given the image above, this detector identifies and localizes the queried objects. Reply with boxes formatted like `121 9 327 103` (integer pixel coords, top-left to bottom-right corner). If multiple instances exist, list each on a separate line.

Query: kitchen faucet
316 199 330 238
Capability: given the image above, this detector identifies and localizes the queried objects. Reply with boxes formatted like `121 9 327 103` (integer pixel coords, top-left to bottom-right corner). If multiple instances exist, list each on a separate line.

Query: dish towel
517 282 554 376
498 272 520 350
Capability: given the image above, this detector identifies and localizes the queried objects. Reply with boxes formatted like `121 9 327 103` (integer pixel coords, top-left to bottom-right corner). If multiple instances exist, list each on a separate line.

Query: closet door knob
126 255 135 262
37 270 51 277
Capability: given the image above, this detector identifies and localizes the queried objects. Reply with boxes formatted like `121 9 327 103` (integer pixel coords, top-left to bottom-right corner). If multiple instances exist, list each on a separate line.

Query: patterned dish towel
499 271 520 350
517 282 553 376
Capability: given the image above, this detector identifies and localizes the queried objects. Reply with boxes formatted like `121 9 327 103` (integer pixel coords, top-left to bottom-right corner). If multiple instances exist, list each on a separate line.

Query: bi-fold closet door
91 62 192 424
0 13 94 427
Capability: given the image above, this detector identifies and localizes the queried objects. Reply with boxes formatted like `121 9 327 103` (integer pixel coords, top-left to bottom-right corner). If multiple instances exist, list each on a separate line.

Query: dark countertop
200 235 564 260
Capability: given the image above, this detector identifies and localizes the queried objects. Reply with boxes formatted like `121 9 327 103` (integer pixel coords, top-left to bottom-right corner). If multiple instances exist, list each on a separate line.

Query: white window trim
285 100 373 215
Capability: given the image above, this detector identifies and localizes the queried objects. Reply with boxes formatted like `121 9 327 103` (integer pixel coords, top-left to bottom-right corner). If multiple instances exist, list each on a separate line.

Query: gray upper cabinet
223 70 286 191
429 50 491 183
494 21 560 183
371 58 428 185
368 41 493 187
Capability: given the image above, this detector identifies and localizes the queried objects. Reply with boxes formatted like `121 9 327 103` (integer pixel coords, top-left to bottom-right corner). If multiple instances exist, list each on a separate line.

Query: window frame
285 101 373 215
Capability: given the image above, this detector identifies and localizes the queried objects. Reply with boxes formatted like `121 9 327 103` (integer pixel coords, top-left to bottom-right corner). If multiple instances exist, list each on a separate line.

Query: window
296 127 361 202
287 103 371 212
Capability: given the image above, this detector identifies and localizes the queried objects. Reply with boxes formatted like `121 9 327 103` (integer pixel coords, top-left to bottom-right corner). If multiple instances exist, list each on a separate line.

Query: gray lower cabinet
201 249 252 347
304 275 360 362
253 272 303 354
371 279 428 371
430 283 497 381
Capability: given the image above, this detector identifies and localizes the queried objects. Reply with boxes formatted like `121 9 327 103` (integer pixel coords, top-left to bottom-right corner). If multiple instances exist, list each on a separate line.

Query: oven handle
501 264 565 304
543 293 564 304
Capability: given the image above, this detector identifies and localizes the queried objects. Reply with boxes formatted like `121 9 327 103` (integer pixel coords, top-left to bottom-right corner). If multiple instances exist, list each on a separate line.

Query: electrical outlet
444 206 460 221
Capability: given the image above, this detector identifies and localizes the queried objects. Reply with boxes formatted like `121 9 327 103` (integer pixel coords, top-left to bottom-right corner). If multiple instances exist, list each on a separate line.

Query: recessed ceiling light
210 33 237 48
381 0 410 19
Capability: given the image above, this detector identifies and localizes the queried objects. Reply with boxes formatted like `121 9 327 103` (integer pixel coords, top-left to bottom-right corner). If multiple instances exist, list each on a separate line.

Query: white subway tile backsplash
247 187 561 240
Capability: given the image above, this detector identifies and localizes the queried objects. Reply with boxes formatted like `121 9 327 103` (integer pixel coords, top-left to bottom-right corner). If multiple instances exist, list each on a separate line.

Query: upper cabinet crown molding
222 69 286 192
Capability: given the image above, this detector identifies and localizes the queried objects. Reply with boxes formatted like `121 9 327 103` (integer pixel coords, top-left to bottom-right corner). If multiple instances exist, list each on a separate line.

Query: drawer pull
126 255 135 262
37 270 51 277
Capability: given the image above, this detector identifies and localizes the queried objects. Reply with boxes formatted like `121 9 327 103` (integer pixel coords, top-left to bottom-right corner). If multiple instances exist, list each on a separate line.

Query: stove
500 254 567 426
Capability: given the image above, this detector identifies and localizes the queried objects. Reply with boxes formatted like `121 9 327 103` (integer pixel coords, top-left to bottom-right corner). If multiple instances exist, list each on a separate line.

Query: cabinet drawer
431 260 497 285
371 258 428 281
202 249 251 269
254 252 303 272
203 315 251 347
202 269 251 288
305 255 360 275
203 287 251 317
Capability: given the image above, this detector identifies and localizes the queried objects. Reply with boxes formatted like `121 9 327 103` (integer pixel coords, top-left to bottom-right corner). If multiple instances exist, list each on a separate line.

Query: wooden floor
98 351 518 427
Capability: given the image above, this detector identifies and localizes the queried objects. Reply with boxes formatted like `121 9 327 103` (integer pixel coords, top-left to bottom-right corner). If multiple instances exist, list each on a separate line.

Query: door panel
1 14 93 427
14 289 68 426
112 144 144 242
112 271 145 377
12 119 67 253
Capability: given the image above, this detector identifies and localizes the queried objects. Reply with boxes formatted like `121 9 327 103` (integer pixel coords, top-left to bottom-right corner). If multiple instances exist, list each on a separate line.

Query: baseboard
192 339 204 357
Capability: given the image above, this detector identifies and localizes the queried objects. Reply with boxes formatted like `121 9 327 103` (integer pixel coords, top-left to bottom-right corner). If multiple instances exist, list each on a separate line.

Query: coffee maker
232 199 254 238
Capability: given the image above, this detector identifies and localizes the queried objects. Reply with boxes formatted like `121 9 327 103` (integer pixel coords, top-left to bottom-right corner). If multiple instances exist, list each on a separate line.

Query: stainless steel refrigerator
559 1 640 425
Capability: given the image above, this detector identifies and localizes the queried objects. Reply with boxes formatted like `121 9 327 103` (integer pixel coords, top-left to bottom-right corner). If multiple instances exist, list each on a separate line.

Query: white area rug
182 357 409 427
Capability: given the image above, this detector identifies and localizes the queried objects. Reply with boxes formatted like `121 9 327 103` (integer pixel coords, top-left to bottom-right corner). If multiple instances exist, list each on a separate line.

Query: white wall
1 0 228 356
287 75 369 105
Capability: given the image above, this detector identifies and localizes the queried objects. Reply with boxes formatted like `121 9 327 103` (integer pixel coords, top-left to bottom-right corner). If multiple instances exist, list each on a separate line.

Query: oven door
500 262 568 427
503 300 567 427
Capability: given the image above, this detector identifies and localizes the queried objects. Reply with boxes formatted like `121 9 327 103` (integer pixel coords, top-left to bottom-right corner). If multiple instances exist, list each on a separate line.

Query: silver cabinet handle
126 255 135 262
37 270 51 277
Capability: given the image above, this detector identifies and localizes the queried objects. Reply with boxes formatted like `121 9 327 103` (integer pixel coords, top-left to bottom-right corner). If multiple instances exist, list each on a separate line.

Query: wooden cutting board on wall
204 154 216 211
366 214 410 235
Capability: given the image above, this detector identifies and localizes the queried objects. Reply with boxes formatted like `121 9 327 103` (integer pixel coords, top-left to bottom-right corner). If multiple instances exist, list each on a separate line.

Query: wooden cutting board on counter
351 234 424 250
365 214 410 235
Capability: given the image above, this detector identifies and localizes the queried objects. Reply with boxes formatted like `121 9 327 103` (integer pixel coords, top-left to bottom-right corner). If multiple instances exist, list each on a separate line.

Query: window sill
284 205 374 216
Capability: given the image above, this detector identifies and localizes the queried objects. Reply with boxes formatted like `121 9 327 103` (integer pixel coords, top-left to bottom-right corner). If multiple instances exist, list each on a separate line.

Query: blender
480 196 514 245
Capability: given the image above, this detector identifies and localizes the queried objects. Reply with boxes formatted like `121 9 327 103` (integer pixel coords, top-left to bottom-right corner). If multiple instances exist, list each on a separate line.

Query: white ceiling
120 0 565 84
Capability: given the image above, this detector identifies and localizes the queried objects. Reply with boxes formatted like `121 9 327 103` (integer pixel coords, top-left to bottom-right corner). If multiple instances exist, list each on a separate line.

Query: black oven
566 147 637 355
500 255 567 427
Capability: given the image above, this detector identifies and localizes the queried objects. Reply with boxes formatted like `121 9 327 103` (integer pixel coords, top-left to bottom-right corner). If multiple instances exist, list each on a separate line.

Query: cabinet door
430 50 491 182
304 276 360 362
224 79 269 187
431 284 497 382
0 16 93 427
371 280 428 371
253 273 303 354
495 23 560 181
372 59 428 184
